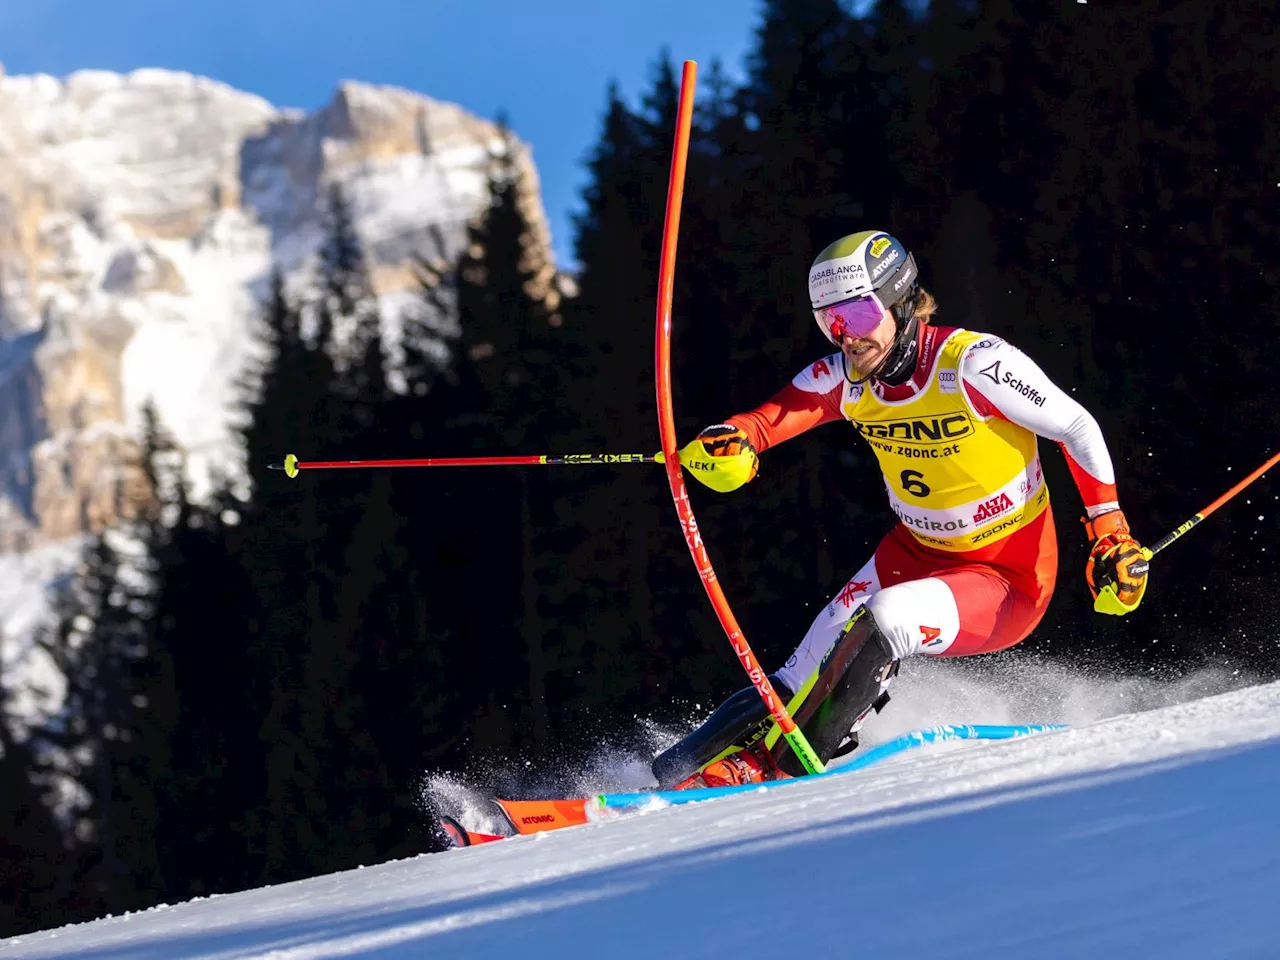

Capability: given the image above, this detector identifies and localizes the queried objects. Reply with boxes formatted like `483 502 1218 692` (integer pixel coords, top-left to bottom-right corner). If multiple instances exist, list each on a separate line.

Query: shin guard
774 608 897 777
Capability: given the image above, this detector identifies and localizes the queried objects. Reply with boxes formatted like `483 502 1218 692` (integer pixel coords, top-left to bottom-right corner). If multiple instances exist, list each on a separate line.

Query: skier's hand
1084 509 1151 615
656 424 758 493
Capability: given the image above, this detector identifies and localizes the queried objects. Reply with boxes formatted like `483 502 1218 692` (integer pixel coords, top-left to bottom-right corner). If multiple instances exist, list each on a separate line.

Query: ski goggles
814 294 889 345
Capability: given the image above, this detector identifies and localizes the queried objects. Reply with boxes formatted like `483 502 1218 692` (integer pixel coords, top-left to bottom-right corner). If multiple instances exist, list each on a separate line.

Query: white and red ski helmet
808 230 919 344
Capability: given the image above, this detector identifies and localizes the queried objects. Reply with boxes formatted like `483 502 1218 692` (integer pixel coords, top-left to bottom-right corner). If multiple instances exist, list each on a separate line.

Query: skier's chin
846 344 884 378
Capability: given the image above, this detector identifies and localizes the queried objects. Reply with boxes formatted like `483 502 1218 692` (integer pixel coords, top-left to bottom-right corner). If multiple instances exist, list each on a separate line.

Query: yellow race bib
844 329 1048 551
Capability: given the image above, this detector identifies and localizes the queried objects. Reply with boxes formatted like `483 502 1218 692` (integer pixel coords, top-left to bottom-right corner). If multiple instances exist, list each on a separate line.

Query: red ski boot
673 745 788 790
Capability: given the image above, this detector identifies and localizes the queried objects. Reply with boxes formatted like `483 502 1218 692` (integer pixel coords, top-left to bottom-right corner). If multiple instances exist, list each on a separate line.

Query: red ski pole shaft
270 452 655 478
652 61 823 775
1147 447 1280 557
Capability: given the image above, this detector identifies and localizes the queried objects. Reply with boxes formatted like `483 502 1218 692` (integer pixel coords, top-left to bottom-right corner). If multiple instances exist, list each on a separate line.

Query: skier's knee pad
866 578 959 658
651 674 794 788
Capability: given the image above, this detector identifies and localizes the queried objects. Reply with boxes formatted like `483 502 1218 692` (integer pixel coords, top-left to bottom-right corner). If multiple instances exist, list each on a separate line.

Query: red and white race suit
725 324 1121 692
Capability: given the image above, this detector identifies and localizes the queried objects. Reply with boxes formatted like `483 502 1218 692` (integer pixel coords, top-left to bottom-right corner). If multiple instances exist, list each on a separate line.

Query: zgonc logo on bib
855 414 973 446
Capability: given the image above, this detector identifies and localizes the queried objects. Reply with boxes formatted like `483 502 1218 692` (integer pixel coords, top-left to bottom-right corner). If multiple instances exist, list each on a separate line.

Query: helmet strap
872 313 920 386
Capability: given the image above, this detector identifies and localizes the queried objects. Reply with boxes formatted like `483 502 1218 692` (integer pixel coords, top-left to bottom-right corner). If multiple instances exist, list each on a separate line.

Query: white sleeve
959 337 1120 516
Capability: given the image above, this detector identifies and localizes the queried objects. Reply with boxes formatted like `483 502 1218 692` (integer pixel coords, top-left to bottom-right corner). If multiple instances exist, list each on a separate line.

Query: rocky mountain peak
0 68 555 551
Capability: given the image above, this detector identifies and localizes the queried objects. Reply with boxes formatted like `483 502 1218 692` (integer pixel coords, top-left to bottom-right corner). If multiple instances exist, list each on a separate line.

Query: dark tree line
2 0 1278 937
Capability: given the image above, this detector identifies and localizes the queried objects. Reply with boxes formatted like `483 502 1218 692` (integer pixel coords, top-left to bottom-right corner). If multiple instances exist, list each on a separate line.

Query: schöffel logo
999 370 1046 407
972 492 1014 525
855 414 973 446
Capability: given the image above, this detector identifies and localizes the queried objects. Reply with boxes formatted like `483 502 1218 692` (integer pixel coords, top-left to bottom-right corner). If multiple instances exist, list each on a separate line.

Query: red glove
1084 509 1150 615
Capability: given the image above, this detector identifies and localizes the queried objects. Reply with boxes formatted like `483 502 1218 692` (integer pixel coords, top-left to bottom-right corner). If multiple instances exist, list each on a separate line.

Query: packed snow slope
5 679 1280 959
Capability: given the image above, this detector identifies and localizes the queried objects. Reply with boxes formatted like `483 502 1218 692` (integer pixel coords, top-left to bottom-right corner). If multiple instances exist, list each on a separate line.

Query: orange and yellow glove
1084 509 1151 616
656 424 759 493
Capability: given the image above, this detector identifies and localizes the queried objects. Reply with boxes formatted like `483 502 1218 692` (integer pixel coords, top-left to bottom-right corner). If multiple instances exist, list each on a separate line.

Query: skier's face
838 306 896 377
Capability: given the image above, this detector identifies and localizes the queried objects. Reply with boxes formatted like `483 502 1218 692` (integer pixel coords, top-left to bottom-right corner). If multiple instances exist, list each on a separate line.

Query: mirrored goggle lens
816 295 886 343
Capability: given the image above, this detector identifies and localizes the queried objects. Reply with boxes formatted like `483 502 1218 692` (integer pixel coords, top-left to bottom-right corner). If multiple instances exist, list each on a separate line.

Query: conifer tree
399 224 456 402
236 263 341 880
676 1 863 666
320 184 389 431
242 186 438 877
0 646 74 938
550 86 661 731
137 402 263 897
553 62 735 730
410 121 573 756
38 528 169 916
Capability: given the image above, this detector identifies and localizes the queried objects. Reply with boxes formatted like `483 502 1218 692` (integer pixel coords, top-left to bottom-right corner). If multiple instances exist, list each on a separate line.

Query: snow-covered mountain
0 68 556 721
0 67 554 548
2 671 1276 958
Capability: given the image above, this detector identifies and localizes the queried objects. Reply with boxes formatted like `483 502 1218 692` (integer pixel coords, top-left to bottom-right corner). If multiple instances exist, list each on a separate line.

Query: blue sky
0 0 762 267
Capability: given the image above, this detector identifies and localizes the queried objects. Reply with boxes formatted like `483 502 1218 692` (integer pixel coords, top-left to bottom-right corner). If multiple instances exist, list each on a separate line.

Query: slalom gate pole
269 452 655 478
652 61 824 776
1146 447 1280 557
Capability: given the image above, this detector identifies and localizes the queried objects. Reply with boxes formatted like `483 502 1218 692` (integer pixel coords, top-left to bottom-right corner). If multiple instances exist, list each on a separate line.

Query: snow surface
4 673 1279 958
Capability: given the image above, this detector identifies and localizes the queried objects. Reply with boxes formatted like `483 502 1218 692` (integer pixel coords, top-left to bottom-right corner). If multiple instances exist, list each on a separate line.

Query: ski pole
269 452 656 478
1094 447 1279 614
1146 447 1280 558
652 60 824 776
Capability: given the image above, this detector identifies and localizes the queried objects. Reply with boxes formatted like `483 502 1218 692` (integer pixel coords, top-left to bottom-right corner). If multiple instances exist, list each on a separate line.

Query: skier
653 230 1150 789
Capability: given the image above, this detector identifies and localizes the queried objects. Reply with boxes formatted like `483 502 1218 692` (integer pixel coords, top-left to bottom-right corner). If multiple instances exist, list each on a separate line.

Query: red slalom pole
270 452 655 477
652 61 823 775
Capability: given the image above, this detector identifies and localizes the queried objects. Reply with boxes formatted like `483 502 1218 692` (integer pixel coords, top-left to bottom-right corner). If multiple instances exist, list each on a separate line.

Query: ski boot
651 675 795 789
672 743 788 790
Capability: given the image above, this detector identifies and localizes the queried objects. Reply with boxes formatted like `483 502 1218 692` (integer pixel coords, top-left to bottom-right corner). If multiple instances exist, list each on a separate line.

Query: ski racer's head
808 230 932 384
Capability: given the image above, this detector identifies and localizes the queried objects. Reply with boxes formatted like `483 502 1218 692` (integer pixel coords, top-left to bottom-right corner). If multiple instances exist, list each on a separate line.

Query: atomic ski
437 724 1066 849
